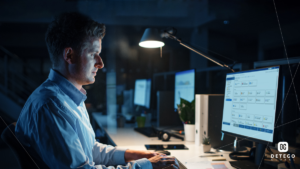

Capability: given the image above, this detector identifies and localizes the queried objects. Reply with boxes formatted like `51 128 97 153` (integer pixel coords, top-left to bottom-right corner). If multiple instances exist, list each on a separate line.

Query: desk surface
92 113 235 169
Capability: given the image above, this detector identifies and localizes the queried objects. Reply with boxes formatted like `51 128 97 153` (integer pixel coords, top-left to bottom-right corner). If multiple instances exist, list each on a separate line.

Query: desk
92 113 235 169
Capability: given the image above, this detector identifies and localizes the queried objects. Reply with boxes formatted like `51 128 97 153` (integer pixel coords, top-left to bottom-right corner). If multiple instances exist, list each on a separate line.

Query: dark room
0 0 300 169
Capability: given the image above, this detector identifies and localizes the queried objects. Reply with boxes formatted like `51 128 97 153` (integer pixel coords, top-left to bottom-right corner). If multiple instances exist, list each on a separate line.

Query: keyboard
166 156 187 169
134 127 157 137
176 157 187 169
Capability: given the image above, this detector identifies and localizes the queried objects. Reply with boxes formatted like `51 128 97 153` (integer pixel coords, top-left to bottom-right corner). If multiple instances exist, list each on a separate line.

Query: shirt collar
48 69 87 106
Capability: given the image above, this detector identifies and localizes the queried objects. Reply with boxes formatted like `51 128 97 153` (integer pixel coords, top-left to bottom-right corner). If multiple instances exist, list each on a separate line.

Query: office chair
1 123 50 169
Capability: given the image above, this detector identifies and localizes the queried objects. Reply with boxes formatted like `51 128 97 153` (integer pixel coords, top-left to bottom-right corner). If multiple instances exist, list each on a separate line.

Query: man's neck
52 68 82 90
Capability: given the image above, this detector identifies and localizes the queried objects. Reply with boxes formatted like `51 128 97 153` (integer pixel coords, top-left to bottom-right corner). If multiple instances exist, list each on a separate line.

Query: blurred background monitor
134 79 151 109
174 69 195 109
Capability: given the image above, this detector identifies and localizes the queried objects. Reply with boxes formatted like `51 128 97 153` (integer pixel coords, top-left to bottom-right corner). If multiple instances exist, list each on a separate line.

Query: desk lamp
139 28 236 72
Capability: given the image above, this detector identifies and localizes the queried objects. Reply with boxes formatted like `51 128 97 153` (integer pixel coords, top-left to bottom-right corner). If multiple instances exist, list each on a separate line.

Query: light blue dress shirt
15 69 152 169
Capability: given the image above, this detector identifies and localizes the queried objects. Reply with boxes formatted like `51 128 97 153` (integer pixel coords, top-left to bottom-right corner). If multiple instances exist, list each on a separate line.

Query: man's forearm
124 150 155 162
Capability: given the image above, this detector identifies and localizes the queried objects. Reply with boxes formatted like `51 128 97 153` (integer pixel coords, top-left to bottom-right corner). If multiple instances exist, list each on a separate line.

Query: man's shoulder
34 80 61 99
17 80 64 130
25 80 66 110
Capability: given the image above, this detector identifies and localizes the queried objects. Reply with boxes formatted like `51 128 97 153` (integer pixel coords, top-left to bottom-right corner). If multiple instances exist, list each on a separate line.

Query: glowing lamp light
139 28 164 48
139 41 164 48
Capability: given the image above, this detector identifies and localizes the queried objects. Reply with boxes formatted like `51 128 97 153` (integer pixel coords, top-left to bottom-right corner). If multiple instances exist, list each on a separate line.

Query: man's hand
148 155 179 169
139 150 164 159
124 150 163 162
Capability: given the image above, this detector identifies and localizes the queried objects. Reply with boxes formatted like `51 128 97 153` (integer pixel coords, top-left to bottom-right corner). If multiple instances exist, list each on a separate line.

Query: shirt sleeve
31 99 153 169
92 141 127 165
92 134 153 169
94 158 153 169
33 99 97 169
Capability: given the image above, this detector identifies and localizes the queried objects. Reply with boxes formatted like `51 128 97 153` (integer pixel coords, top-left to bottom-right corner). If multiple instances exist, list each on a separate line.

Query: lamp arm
179 42 235 72
162 32 235 72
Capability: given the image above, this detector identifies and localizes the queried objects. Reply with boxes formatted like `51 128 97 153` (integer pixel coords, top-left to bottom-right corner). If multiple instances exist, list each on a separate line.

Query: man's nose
95 55 104 69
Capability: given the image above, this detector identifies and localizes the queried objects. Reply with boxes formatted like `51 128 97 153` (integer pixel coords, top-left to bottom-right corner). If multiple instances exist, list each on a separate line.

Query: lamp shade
139 28 165 48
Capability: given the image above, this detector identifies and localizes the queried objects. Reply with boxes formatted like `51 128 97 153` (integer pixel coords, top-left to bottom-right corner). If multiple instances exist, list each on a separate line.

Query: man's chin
84 78 95 85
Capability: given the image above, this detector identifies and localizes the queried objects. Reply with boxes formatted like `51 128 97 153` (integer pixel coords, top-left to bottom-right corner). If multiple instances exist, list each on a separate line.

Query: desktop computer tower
195 94 235 149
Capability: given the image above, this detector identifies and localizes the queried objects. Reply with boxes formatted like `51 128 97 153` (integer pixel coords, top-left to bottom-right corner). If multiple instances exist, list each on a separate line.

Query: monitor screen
221 66 280 142
254 59 300 147
174 69 195 109
134 79 151 108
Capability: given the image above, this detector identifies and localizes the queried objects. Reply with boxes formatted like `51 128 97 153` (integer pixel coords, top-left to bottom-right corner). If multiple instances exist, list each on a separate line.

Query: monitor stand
228 139 271 168
216 137 247 152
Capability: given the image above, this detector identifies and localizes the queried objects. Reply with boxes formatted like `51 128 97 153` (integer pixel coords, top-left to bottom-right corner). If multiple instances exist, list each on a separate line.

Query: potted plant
177 98 195 141
202 136 211 153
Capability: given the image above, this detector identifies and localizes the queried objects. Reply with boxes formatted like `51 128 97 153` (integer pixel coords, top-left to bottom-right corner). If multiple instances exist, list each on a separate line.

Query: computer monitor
134 79 151 109
221 66 280 166
222 66 279 143
174 69 195 109
254 57 300 149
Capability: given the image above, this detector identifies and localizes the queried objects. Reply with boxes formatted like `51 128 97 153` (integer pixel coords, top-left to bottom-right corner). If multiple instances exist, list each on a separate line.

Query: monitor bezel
174 69 196 111
221 65 280 145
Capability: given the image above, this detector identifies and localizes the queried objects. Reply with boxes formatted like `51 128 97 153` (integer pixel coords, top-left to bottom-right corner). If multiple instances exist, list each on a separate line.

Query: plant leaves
177 98 195 124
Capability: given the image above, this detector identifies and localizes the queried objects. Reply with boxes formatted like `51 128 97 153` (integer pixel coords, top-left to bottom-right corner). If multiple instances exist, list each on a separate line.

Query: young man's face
72 37 104 86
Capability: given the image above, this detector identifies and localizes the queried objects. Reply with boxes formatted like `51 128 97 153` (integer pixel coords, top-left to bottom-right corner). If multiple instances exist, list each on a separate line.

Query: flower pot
184 124 195 141
202 144 211 153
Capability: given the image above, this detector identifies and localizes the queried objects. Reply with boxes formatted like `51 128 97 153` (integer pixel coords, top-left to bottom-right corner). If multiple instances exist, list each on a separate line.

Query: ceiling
1 0 300 63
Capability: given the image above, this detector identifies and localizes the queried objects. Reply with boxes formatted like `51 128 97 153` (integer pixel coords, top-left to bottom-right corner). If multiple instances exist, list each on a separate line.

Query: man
15 12 179 169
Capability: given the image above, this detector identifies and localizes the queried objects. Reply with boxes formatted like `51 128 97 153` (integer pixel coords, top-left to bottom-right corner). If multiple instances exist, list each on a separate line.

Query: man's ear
63 47 75 64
